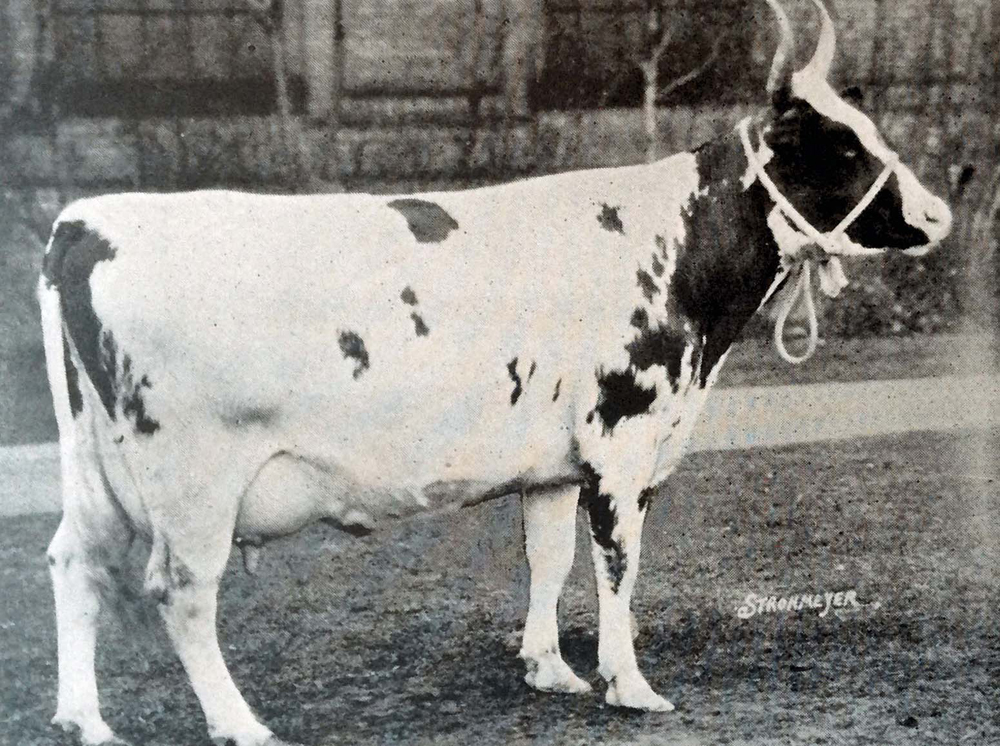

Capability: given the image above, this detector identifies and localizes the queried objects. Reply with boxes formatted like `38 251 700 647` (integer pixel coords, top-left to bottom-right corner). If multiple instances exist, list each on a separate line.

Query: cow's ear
771 85 795 113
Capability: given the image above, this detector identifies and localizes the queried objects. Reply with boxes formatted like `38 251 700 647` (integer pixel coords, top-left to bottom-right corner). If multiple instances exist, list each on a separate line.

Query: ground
2 429 997 746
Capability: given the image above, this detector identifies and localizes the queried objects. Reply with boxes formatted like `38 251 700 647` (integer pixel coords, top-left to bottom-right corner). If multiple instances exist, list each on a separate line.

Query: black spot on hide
339 331 370 379
597 203 625 234
400 286 419 305
594 369 656 434
387 199 459 243
507 357 522 405
411 312 430 337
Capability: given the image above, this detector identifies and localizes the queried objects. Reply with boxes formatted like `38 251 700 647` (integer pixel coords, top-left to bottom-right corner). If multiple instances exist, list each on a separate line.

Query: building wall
0 0 995 191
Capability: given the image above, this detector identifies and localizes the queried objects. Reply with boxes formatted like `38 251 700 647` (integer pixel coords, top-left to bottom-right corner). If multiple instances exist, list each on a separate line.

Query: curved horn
801 0 836 79
763 0 795 95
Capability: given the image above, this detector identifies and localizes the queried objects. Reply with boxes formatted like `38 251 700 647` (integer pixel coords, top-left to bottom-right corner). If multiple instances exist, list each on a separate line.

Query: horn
763 0 795 95
801 0 836 79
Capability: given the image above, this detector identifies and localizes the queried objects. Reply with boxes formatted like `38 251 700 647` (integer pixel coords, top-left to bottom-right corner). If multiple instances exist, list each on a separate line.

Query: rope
773 261 818 364
737 116 900 364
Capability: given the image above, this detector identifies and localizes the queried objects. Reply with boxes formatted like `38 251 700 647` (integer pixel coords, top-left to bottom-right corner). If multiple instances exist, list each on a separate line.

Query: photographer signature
736 589 862 620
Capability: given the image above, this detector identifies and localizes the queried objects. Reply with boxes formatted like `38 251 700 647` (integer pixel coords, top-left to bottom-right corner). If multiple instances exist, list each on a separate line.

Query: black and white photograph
1 0 998 743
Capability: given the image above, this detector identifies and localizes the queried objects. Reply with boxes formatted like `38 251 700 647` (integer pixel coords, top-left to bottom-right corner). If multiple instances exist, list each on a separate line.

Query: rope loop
773 261 819 364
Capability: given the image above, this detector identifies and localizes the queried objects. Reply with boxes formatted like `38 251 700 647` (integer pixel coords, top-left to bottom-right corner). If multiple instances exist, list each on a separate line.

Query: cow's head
754 0 952 257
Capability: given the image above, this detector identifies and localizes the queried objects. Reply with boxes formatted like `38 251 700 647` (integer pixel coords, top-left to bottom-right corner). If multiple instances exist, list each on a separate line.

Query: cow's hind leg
145 469 296 746
585 478 673 712
48 460 133 744
519 486 590 694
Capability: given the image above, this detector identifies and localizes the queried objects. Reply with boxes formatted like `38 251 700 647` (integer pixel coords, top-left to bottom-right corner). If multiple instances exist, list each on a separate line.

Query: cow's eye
844 149 859 160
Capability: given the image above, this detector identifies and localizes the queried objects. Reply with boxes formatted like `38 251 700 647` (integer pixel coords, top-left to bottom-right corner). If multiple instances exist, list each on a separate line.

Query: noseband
738 116 900 259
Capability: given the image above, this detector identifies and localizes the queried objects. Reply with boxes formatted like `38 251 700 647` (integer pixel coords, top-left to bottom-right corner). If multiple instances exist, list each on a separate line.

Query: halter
737 116 901 363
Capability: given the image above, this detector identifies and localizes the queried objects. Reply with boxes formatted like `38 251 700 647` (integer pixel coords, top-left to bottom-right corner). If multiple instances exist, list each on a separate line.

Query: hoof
522 652 592 694
53 715 130 745
211 735 303 746
604 675 674 712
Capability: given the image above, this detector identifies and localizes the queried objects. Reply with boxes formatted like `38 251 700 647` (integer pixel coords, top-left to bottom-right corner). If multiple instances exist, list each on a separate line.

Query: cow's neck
669 122 784 385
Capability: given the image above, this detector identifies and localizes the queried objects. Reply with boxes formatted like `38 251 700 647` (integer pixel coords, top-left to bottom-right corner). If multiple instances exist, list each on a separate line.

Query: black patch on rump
120 358 160 435
44 220 160 435
338 331 370 378
580 465 627 593
400 286 418 306
387 198 459 243
594 369 656 434
42 220 118 419
411 312 429 337
507 357 522 405
597 203 625 234
62 337 83 416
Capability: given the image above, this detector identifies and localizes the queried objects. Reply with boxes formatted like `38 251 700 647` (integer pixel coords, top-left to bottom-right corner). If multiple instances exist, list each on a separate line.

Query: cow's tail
37 227 161 634
37 234 74 443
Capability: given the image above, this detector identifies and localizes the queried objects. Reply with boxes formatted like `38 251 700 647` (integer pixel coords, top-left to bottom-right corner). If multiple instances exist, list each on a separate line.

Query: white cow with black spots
40 1 951 743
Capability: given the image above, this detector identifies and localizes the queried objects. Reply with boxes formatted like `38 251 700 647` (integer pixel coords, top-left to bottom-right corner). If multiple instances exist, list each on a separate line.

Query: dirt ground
2 429 998 745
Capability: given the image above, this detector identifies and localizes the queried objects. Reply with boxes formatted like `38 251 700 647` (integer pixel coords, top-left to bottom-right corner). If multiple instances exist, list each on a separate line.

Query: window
51 0 306 117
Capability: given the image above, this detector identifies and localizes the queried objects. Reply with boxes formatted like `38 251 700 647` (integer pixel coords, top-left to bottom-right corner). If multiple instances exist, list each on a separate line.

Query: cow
38 1 952 744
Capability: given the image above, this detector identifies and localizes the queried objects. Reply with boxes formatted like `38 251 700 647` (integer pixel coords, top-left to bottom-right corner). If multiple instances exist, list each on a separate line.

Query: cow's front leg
584 479 673 712
519 486 591 694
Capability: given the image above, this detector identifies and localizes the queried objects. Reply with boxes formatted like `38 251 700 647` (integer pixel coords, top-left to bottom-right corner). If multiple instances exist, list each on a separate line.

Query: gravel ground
2 429 998 745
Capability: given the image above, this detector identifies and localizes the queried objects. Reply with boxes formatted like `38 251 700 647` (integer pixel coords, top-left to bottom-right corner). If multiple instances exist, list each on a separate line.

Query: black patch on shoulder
580 466 627 593
411 312 430 337
121 360 160 435
650 253 665 277
339 331 370 378
636 270 659 303
630 307 649 330
400 286 419 306
594 369 656 434
507 357 522 405
63 337 83 416
626 324 688 393
44 221 119 418
597 203 625 234
552 378 561 402
387 198 459 243
670 132 783 387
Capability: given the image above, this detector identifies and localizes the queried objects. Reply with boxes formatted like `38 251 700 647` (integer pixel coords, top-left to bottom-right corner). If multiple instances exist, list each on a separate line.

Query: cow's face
760 0 952 256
